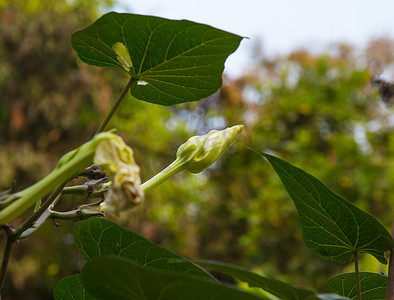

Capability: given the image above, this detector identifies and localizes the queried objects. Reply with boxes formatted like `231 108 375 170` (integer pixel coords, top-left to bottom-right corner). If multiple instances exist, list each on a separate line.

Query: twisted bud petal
177 125 244 173
94 133 135 175
94 133 143 215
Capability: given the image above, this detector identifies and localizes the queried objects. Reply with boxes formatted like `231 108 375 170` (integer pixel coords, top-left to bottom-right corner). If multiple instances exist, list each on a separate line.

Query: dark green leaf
73 217 216 281
82 256 267 300
196 260 349 300
53 274 94 300
196 259 320 300
257 152 393 264
71 12 243 105
324 272 387 299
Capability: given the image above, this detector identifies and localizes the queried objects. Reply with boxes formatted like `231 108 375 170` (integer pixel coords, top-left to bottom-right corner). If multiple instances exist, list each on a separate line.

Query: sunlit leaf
82 257 267 300
71 12 243 105
53 274 94 300
73 217 216 281
257 152 393 264
324 272 387 299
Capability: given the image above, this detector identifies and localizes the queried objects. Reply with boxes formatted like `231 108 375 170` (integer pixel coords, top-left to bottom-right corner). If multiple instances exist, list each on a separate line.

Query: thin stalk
0 234 15 291
0 184 65 296
0 182 66 294
140 159 185 192
386 206 394 300
95 76 136 135
355 253 361 300
13 182 67 237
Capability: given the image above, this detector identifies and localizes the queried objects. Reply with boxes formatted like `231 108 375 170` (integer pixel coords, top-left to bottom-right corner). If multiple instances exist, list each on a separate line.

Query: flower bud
94 133 143 215
140 125 243 192
94 133 135 175
177 125 243 173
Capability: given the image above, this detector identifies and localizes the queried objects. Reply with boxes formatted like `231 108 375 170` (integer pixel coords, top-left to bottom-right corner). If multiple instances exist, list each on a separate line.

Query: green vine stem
0 148 94 225
354 253 361 300
95 76 136 135
141 159 185 192
386 207 394 300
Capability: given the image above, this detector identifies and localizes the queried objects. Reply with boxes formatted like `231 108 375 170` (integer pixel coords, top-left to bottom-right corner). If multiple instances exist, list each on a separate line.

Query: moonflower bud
94 133 143 215
141 125 243 192
176 125 244 173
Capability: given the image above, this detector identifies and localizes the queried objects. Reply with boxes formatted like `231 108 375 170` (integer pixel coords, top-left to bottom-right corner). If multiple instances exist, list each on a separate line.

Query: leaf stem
386 206 394 300
95 76 136 135
355 253 361 300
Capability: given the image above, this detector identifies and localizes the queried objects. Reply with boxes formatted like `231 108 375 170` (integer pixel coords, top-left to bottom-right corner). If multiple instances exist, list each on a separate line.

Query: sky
114 0 394 77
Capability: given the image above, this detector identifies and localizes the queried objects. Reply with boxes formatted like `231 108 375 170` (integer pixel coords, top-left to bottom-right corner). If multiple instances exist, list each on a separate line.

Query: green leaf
324 272 387 299
53 274 94 300
82 256 267 300
196 260 349 300
71 12 243 105
196 259 320 300
73 217 216 282
257 152 393 264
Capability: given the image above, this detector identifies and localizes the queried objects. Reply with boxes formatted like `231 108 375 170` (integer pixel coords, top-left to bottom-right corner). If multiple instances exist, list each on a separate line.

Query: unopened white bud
141 125 243 192
177 125 244 173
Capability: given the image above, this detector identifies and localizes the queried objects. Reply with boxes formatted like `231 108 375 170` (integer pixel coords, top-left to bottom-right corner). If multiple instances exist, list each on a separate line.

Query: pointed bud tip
177 124 244 174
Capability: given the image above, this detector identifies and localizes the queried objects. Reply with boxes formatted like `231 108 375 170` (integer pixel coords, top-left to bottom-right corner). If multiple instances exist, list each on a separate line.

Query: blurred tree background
1 0 394 299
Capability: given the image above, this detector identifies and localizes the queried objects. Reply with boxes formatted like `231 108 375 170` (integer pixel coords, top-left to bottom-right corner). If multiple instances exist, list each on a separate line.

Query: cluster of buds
0 125 243 223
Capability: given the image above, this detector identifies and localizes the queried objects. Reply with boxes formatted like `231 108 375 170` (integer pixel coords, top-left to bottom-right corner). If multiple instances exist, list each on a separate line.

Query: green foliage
53 274 94 300
324 272 387 299
71 12 243 105
196 259 324 300
54 218 267 299
257 152 393 264
81 257 266 300
55 218 350 299
2 2 394 300
73 217 215 281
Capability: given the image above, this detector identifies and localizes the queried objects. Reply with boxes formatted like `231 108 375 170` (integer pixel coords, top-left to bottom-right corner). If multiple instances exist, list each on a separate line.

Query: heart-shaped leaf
73 217 215 281
257 152 393 264
71 12 243 105
82 256 267 300
324 272 387 299
53 274 94 300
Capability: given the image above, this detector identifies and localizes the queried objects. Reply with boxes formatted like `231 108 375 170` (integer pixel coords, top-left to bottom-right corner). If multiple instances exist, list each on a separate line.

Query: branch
13 182 67 238
0 233 15 291
49 207 104 221
62 178 109 198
